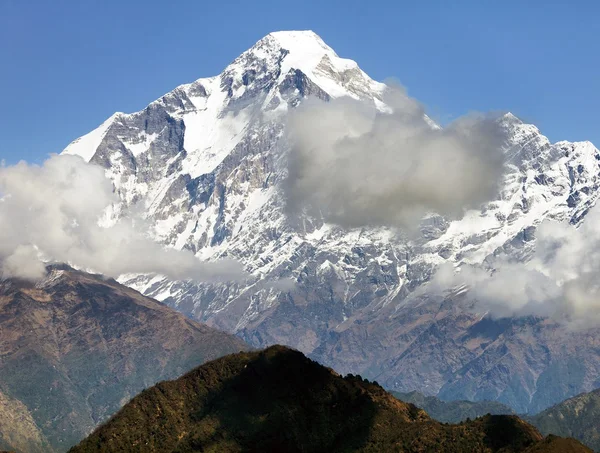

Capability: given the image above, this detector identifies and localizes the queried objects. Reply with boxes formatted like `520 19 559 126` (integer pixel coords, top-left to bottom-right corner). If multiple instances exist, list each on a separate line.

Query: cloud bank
0 155 244 281
433 207 600 327
285 86 508 229
284 83 599 326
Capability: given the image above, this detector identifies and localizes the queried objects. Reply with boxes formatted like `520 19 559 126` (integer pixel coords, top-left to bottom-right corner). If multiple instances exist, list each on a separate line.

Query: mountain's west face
0 265 248 453
70 346 590 453
63 30 600 413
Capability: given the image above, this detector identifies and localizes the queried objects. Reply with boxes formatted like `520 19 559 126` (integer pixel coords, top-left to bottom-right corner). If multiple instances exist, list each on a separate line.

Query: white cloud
284 86 507 229
0 155 244 282
432 206 600 327
1 245 46 280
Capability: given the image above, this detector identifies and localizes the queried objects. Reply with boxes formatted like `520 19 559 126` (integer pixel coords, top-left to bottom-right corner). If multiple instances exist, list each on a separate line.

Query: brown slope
523 435 594 453
0 388 50 453
70 346 588 453
0 265 248 453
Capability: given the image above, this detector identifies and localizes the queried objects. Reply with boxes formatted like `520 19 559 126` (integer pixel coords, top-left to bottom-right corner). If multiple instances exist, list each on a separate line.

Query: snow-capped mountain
63 30 600 413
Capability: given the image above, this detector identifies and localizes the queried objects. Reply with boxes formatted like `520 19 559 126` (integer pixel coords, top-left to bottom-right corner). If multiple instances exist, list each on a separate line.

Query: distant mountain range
69 346 590 453
527 388 600 452
0 265 247 452
392 390 515 423
62 30 600 414
394 389 600 452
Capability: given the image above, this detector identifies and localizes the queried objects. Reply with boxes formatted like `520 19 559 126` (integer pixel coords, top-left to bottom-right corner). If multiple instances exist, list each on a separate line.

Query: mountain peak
266 29 333 54
268 29 319 37
502 111 521 121
499 111 526 126
229 29 385 101
236 29 353 76
62 29 385 165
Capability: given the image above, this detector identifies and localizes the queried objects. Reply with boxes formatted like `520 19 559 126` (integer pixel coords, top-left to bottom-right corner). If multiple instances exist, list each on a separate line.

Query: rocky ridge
0 265 248 452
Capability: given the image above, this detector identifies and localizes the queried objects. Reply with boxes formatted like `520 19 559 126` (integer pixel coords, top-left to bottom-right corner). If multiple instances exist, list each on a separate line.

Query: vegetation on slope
0 388 50 453
70 346 589 453
527 388 600 452
0 265 248 452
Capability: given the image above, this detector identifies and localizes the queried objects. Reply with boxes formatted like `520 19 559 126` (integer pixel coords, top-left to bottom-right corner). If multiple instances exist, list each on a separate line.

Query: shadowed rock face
70 345 590 453
0 265 248 452
63 31 600 414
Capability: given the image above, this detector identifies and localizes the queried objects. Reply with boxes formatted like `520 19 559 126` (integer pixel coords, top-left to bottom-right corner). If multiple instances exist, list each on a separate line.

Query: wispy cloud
432 207 600 327
284 85 508 229
0 155 244 281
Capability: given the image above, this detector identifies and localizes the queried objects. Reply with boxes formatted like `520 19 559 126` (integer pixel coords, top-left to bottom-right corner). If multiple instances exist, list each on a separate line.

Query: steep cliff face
0 266 248 452
63 30 600 413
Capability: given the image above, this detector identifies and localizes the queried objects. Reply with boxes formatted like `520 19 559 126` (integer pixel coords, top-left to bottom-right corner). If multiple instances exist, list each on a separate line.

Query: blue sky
1 0 598 164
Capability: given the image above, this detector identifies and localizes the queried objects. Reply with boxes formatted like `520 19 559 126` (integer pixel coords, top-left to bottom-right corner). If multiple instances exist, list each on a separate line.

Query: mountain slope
62 30 600 413
70 345 589 453
0 389 50 453
527 388 600 452
394 378 600 452
0 265 248 452
523 435 593 453
393 390 514 423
